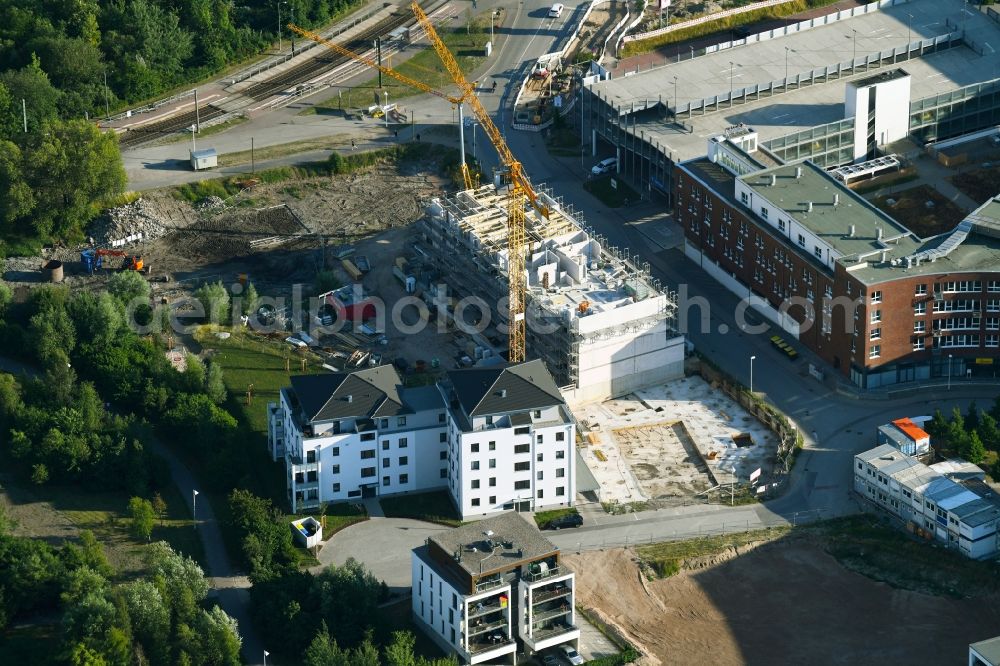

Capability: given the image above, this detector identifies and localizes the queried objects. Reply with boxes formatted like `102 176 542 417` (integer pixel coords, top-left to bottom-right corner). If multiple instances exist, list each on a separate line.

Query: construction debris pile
197 196 226 212
88 198 169 246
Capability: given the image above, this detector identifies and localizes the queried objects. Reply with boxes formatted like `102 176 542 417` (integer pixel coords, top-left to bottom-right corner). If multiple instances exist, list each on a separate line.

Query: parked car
560 645 585 666
591 157 617 175
548 3 564 18
543 512 583 530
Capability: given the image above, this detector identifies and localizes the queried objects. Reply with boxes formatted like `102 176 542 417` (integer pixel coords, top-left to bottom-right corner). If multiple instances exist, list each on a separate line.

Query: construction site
419 184 684 404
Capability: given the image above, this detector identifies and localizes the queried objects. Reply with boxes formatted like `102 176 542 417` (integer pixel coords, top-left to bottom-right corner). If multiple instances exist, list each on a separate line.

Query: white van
548 3 564 18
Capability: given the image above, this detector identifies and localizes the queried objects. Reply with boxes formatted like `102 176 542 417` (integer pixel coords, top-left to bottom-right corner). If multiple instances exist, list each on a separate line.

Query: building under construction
421 184 683 405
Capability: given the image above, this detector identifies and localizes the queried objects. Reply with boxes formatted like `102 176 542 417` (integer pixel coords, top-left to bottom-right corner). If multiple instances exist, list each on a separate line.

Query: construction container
44 260 64 283
190 148 218 170
81 249 96 275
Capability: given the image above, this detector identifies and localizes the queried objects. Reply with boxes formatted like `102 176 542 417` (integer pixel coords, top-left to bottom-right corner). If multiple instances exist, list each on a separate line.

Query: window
990 280 1000 293
332 464 340 474
383 476 390 486
740 191 749 205
489 458 496 469
515 444 529 454
438 412 446 423
556 450 565 459
988 318 1000 331
489 496 496 505
763 207 770 220
797 233 805 247
514 480 530 490
382 441 390 450
813 245 822 259
537 471 544 480
870 309 881 323
489 477 496 487
869 345 880 359
361 432 375 441
380 419 388 429
440 468 447 478
399 474 408 484
361 467 376 478
914 302 926 315
871 290 882 304
471 461 480 470
914 321 925 333
306 450 316 463
471 443 479 453
556 468 565 478
382 459 390 468
361 449 375 459
486 416 493 425
851 339 856 353
472 479 480 489
537 489 544 499
869 328 881 340
399 438 408 448
397 417 406 427
514 462 530 471
556 431 565 442
536 434 544 444
471 498 480 507
912 337 925 351
537 453 543 462
514 426 530 435
987 334 999 348
399 456 408 466
915 283 927 295
489 441 496 450
439 450 447 460
439 432 447 443
533 410 541 419
331 447 340 457
333 483 340 492
556 486 565 496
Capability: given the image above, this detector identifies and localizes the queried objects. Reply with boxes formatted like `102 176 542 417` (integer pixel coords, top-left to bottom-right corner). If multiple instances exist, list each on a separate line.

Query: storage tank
44 260 64 283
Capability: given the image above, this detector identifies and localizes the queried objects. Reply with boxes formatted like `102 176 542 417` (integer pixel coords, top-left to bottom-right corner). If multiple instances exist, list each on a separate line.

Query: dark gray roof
448 359 565 417
399 385 445 413
428 511 558 577
290 366 403 422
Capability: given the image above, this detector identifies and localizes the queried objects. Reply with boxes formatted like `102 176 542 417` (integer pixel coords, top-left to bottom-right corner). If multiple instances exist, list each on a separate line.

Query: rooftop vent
345 394 353 403
499 389 507 398
849 224 856 237
877 227 884 241
769 174 777 187
795 166 803 179
806 201 813 213
834 193 840 206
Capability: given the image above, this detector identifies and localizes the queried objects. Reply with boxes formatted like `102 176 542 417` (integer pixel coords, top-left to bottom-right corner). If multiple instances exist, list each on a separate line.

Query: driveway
312 517 443 592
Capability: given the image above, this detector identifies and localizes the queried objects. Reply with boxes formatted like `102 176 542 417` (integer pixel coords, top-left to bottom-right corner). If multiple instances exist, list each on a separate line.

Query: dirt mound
88 197 169 246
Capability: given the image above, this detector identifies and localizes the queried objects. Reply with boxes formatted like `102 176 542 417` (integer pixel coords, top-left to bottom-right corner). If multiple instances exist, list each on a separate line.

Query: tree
107 270 150 310
121 580 170 663
181 353 206 393
243 281 260 316
26 119 126 240
966 431 986 465
314 270 340 295
205 360 227 404
31 463 49 484
127 497 155 541
0 55 61 132
152 492 167 525
228 489 295 579
925 409 949 440
0 141 34 232
68 291 123 346
965 401 980 433
0 82 19 138
978 412 1000 452
0 280 11 321
304 621 349 666
384 631 418 666
190 606 242 666
194 281 230 324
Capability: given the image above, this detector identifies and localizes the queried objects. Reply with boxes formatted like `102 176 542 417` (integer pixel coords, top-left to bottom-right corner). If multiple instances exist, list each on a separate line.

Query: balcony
467 615 507 637
475 576 506 594
529 620 578 642
525 563 562 582
467 600 504 620
532 584 571 605
468 633 514 656
532 602 572 624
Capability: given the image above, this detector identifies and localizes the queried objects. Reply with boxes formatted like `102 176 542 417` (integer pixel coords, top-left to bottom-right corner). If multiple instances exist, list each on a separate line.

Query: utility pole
277 1 285 51
251 137 255 174
376 37 383 89
22 98 27 133
194 88 200 133
104 71 111 120
290 3 296 54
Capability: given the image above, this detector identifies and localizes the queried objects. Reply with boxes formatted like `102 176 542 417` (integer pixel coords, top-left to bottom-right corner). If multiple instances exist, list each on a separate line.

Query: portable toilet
190 148 218 171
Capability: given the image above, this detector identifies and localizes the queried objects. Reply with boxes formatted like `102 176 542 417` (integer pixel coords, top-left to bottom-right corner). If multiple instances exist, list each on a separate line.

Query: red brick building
677 147 1000 389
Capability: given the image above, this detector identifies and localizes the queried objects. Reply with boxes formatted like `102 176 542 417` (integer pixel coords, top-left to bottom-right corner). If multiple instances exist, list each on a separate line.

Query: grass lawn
306 16 492 114
872 184 967 237
637 526 790 578
532 507 579 528
320 502 369 538
379 490 462 526
584 175 639 208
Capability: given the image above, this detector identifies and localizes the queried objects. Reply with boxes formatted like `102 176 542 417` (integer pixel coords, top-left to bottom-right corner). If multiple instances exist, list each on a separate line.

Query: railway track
119 5 420 150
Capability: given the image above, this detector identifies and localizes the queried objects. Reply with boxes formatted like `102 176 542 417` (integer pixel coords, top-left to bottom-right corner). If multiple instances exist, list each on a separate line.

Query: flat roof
971 635 1000 666
427 512 558 578
742 161 924 258
588 0 1000 162
949 498 1000 528
892 417 929 442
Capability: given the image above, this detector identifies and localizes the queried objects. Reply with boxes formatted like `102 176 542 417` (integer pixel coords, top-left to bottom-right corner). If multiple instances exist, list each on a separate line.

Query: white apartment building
267 360 576 518
441 360 577 518
411 511 579 665
854 445 1000 560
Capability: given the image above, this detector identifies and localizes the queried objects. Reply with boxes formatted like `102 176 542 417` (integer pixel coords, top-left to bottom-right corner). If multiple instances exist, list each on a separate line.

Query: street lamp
192 489 199 528
948 354 954 390
852 28 858 68
290 2 295 54
277 1 288 52
264 650 270 666
907 12 913 47
384 90 389 128
672 76 678 116
750 355 756 393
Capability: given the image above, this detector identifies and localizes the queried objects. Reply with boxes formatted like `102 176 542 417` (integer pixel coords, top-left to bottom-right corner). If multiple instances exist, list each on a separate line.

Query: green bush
585 648 641 665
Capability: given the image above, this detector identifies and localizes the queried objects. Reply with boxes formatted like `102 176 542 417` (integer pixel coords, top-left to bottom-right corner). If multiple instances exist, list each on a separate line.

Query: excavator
81 248 147 275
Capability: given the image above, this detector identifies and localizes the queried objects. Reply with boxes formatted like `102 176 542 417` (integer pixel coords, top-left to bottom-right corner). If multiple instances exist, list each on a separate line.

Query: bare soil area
566 541 1000 666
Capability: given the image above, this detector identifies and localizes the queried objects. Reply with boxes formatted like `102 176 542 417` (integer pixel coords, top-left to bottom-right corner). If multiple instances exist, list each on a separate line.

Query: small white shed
190 148 218 171
290 517 323 548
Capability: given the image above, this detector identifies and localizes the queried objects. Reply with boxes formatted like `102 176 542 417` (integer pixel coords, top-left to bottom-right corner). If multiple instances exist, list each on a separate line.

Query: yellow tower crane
289 24 477 190
410 1 548 363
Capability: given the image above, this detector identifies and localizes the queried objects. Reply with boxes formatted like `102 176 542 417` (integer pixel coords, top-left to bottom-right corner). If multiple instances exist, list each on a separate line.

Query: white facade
268 362 577 517
446 403 576 519
854 445 1000 560
845 71 912 162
